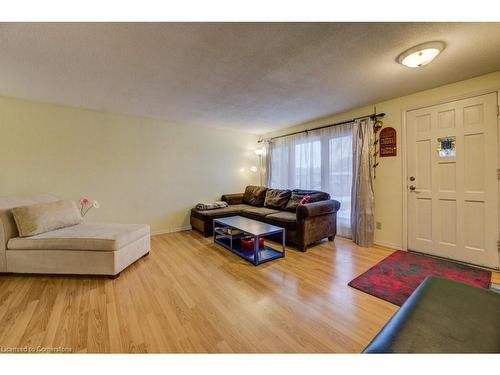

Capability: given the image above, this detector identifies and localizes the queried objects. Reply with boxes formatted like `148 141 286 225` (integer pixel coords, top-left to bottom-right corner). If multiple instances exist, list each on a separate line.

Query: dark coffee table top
214 216 284 236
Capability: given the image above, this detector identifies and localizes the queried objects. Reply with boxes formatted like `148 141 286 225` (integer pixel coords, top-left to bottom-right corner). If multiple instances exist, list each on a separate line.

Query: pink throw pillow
299 195 311 205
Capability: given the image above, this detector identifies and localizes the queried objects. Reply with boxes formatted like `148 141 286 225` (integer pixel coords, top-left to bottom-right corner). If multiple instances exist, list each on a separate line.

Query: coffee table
213 216 285 266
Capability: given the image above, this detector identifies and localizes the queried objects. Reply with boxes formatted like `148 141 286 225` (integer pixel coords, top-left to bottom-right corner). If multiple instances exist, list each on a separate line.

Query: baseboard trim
373 241 402 251
151 226 192 236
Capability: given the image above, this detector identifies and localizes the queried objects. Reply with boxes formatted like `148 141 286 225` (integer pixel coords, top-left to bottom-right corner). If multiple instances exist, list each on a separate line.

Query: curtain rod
258 112 386 143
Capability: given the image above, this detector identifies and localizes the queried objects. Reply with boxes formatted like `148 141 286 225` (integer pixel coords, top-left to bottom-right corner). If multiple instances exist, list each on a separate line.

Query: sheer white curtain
269 123 353 237
262 140 272 187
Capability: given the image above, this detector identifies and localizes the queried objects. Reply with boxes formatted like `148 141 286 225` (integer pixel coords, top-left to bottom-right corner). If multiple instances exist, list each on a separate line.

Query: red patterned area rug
348 250 491 306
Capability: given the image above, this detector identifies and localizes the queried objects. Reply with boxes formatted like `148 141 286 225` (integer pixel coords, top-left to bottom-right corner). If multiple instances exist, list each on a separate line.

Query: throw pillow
299 194 311 205
264 189 292 209
12 200 83 237
285 190 330 212
242 185 268 207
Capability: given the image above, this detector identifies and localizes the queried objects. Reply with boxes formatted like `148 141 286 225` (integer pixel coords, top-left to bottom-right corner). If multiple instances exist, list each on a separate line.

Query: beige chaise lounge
0 195 150 277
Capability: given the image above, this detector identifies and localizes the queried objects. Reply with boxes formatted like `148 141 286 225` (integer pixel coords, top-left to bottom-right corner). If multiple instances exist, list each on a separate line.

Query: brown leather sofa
190 185 341 251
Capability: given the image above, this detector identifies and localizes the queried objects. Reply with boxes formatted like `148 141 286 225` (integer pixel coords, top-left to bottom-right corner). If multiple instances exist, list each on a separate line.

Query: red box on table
241 237 265 251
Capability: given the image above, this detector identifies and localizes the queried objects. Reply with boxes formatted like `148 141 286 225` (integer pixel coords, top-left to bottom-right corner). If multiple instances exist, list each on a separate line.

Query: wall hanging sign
379 127 397 157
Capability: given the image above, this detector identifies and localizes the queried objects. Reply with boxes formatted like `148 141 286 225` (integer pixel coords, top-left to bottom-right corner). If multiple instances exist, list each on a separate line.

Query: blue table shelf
213 216 285 266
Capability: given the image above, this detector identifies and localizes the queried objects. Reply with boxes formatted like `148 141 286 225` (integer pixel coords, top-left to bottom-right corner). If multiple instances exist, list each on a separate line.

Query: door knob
409 176 415 181
409 185 416 191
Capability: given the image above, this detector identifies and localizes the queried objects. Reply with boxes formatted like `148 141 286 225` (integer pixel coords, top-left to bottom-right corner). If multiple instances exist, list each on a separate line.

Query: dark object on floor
363 276 500 353
348 250 491 305
190 185 340 251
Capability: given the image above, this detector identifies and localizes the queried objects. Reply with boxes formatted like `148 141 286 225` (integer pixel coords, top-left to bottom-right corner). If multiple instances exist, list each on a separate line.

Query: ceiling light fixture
397 41 445 68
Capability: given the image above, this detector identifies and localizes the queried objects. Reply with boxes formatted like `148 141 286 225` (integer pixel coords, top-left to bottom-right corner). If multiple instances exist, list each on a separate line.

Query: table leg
213 221 216 242
254 235 259 266
282 229 286 256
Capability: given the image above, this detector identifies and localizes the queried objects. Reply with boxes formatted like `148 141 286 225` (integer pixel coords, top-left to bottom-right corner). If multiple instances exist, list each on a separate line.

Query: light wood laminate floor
0 231 498 353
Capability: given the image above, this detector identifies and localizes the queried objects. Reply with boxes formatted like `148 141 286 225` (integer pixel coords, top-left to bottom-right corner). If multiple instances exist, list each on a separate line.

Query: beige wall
263 71 500 250
2 71 499 246
0 97 259 234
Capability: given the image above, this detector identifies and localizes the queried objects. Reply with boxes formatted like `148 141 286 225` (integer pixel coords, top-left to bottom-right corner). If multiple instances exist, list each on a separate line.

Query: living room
1 1 499 373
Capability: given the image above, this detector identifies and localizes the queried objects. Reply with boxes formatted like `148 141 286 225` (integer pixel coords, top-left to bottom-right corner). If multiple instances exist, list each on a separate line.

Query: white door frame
401 88 500 267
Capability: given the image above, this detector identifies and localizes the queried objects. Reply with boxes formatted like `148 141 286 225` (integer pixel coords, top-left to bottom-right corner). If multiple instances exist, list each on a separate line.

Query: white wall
263 70 500 250
0 96 260 234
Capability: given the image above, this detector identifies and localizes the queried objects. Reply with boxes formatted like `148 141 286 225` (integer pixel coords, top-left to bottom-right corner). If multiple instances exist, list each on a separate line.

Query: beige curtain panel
351 118 375 247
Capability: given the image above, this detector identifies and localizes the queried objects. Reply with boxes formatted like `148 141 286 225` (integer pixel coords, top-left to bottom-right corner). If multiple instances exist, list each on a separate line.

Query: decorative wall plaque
379 127 397 157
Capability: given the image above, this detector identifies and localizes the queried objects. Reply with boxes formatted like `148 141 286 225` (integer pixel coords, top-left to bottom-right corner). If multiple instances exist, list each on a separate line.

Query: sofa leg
299 245 307 252
108 273 121 280
328 235 335 241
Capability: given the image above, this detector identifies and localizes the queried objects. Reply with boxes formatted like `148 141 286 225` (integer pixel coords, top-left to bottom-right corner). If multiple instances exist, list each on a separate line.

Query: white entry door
407 92 499 269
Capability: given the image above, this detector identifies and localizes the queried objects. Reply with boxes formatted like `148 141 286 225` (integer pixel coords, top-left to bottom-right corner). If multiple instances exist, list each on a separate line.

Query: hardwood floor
0 231 498 353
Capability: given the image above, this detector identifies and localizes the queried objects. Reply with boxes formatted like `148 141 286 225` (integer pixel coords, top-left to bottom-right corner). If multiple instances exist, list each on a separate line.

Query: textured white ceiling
1 23 500 134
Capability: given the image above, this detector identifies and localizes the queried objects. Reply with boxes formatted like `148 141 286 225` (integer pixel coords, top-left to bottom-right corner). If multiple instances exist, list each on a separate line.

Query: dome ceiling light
397 41 446 68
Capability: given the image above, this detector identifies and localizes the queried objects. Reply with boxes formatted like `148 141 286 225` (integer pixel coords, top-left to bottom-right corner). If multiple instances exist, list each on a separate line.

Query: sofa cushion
265 211 297 230
242 185 267 207
7 223 150 252
241 207 280 221
264 189 292 209
190 204 250 220
11 200 83 237
285 189 331 212
221 193 244 205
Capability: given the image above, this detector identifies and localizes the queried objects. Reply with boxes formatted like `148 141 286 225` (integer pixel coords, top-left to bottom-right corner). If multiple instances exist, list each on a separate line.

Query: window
294 140 322 190
328 135 352 223
269 124 353 238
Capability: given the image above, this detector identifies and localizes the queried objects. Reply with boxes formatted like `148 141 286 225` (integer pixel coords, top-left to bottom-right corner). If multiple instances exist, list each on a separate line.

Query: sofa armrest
221 193 244 205
363 276 500 353
296 199 341 219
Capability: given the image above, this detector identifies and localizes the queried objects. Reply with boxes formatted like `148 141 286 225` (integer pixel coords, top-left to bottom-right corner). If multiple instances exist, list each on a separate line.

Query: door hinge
498 169 500 179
